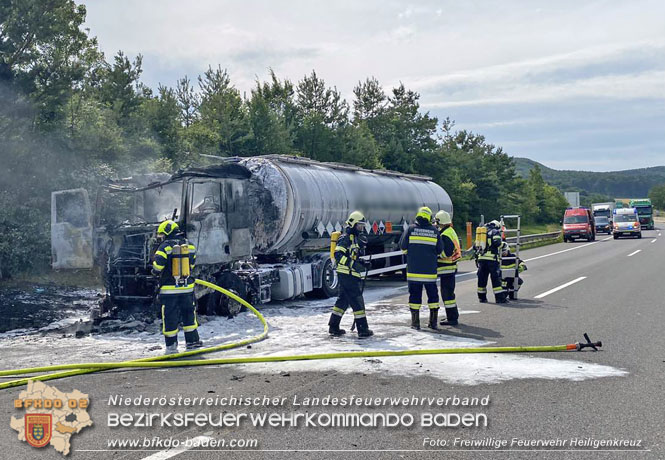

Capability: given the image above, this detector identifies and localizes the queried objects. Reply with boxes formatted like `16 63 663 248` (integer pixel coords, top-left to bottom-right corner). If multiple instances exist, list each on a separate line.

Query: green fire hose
0 280 601 390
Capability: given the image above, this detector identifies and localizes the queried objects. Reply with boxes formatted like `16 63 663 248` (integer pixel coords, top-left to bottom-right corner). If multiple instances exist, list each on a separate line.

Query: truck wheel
310 258 339 298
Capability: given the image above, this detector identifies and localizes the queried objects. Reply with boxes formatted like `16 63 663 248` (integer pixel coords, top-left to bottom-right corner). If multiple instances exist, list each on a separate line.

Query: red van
563 207 596 242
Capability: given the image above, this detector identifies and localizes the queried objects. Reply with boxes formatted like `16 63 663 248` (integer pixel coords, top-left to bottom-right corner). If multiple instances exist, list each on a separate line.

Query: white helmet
435 210 451 225
488 220 501 229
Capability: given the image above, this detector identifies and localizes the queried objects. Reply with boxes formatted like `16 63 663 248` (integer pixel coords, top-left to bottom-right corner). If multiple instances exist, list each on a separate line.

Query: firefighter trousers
439 274 459 322
477 260 506 302
329 274 370 331
408 281 439 311
159 292 200 346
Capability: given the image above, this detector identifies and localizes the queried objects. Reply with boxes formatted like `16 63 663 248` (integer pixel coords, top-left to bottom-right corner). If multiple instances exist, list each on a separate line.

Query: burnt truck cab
52 164 274 316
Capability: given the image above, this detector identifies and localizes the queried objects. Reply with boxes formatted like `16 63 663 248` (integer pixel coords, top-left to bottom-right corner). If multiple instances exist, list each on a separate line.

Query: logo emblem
25 414 52 448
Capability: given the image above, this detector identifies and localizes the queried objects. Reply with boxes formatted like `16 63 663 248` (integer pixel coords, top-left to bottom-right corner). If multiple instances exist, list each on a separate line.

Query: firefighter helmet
435 210 451 225
488 220 501 229
157 219 179 236
346 211 367 227
416 206 433 220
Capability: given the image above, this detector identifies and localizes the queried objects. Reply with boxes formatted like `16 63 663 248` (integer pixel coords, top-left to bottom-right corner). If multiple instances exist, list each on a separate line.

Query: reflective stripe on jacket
400 221 443 283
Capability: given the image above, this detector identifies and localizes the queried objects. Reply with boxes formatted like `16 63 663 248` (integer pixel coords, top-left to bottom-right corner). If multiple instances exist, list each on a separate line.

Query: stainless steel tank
242 156 453 254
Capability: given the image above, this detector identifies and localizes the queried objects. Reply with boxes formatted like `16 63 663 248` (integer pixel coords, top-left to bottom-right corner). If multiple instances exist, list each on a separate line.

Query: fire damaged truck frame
51 156 452 317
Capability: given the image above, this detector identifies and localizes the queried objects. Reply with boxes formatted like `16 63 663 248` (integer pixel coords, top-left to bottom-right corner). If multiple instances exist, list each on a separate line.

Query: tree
195 65 251 156
648 184 665 210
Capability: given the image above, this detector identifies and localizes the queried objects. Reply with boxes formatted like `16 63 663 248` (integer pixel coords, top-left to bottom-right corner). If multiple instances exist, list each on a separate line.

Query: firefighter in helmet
400 206 443 330
476 220 507 303
328 211 374 338
152 219 202 354
435 210 462 326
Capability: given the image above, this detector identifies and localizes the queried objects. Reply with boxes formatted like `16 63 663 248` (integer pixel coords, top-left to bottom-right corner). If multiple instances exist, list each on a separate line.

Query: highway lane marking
141 433 214 459
602 236 613 241
534 277 586 299
651 239 657 243
627 249 641 257
523 242 597 262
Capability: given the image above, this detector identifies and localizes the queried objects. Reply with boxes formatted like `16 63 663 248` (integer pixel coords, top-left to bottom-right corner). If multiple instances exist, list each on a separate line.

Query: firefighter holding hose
152 219 203 354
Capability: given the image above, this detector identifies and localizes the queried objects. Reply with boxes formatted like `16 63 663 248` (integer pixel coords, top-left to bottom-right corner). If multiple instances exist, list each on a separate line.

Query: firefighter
328 211 374 338
152 219 202 354
501 241 527 300
435 210 462 326
400 206 443 330
476 220 507 303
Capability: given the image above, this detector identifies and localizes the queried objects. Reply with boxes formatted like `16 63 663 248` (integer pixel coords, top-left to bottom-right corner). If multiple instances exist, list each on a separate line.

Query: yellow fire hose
0 280 601 390
0 280 267 390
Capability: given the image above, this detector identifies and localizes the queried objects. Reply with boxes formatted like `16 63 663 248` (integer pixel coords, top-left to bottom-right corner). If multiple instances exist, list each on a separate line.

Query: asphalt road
2 227 664 459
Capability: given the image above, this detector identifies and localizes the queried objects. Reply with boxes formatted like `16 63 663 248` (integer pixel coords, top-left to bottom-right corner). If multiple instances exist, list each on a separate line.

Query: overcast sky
83 0 665 172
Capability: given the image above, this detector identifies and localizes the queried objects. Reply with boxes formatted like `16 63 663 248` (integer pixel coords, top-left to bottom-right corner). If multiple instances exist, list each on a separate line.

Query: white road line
534 277 586 299
142 434 213 460
651 239 657 243
455 271 477 278
523 242 597 262
627 249 641 257
602 236 613 241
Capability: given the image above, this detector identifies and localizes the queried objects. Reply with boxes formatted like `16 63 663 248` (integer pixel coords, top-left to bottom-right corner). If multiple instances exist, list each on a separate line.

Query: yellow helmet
435 210 451 225
346 210 367 227
416 206 433 221
157 219 179 236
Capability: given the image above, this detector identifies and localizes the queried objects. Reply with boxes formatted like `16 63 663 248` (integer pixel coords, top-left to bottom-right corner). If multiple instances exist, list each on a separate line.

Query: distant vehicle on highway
629 198 654 230
613 208 642 239
594 216 612 234
563 207 596 242
592 202 615 224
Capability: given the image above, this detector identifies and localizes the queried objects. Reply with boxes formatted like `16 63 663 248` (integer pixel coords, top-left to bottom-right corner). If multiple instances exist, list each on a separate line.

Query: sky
82 0 665 172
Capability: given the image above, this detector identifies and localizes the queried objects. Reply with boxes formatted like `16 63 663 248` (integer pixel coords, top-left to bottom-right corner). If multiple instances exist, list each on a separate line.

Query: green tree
648 184 665 210
195 65 251 156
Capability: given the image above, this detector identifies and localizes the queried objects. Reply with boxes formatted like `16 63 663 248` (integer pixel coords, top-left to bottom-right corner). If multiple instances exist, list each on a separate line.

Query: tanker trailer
51 155 452 317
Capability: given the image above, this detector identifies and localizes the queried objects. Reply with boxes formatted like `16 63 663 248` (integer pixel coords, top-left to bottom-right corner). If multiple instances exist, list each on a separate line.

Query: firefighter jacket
400 219 443 283
477 228 503 262
437 226 462 275
152 236 197 294
334 229 367 278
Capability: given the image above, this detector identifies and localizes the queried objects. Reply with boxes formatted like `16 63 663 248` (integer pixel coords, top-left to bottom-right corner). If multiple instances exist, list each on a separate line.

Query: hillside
513 158 665 198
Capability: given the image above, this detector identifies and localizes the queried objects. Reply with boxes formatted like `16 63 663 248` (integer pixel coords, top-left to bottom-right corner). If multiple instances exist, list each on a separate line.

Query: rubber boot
328 314 346 336
185 329 203 349
495 292 508 304
355 317 374 338
478 294 488 303
428 309 439 330
440 306 459 326
410 309 420 330
164 343 178 355
508 291 516 300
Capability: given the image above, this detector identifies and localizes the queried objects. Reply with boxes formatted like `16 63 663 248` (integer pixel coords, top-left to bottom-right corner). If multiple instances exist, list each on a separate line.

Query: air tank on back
241 155 453 254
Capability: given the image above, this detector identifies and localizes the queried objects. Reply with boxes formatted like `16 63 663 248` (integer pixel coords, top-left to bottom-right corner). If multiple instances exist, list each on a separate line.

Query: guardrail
461 231 562 256
506 231 562 245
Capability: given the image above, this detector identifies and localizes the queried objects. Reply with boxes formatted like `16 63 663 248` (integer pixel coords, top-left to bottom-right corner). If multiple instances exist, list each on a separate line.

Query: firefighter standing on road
328 211 374 338
400 207 443 330
152 219 203 354
476 220 508 303
435 210 462 326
